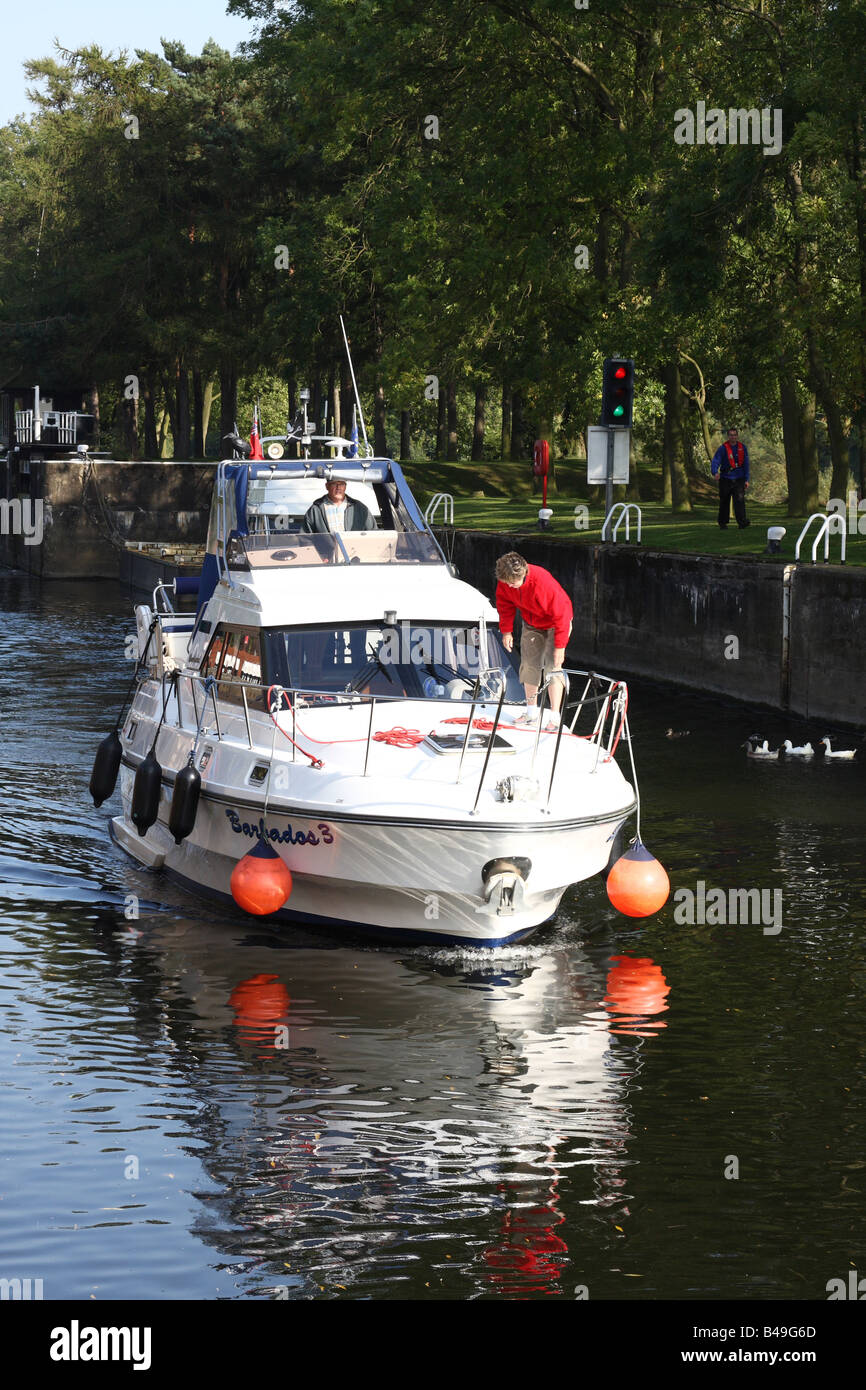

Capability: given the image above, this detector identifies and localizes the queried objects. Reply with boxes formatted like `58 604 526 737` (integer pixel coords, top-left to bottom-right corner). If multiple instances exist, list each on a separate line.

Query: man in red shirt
495 552 573 725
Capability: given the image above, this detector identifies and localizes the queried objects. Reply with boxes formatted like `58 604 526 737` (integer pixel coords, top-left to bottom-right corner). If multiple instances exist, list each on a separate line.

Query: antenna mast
339 315 372 456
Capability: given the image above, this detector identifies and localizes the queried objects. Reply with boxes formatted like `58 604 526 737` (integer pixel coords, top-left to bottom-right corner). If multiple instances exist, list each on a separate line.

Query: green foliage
1 2 865 493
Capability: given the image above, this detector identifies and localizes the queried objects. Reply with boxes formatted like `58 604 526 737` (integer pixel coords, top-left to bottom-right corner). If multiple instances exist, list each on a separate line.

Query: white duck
820 737 856 760
782 739 814 759
743 737 780 760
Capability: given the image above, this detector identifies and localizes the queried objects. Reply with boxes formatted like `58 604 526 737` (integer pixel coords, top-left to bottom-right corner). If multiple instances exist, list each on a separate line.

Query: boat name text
225 809 334 846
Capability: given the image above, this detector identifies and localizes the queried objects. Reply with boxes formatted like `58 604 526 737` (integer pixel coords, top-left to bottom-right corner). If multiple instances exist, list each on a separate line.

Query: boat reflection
106 912 671 1297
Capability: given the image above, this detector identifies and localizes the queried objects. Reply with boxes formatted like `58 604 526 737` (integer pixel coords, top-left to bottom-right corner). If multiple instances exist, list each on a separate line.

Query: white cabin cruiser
97 451 639 945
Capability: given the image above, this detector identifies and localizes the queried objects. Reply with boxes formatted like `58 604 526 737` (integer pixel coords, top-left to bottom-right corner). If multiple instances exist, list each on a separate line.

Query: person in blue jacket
711 427 751 529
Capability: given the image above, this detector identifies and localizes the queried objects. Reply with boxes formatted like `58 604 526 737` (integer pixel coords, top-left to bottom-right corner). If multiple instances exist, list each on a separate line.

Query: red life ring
532 439 549 476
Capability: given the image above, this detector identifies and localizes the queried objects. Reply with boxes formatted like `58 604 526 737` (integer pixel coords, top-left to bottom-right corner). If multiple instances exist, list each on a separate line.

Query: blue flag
348 405 358 458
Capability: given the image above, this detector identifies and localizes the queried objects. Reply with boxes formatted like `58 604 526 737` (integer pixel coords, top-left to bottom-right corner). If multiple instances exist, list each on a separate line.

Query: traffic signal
601 357 635 428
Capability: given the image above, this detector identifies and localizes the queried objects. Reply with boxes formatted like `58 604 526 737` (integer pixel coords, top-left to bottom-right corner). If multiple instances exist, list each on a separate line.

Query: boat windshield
262 622 522 701
229 530 442 568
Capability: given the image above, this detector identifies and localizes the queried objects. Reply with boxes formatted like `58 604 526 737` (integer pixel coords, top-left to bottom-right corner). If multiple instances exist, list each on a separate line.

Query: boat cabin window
201 630 225 680
262 622 522 701
201 625 265 709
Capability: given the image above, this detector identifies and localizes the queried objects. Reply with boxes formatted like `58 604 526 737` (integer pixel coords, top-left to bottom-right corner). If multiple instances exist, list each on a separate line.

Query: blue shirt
711 440 750 482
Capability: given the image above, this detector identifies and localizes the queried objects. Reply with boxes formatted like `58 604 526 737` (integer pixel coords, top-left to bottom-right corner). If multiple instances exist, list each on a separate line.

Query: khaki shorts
518 622 571 688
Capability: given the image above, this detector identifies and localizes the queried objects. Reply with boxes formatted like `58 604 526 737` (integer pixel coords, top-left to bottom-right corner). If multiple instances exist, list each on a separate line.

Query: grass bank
401 460 861 566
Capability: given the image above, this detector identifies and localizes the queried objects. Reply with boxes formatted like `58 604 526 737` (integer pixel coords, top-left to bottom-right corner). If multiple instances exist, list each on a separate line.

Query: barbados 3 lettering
225 809 334 846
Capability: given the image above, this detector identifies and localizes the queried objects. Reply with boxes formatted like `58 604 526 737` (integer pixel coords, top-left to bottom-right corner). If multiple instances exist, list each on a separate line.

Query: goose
781 739 814 759
743 738 779 760
819 737 856 760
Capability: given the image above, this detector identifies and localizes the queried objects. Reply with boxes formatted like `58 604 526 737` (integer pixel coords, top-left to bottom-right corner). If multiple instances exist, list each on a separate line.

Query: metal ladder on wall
601 501 642 543
794 512 846 564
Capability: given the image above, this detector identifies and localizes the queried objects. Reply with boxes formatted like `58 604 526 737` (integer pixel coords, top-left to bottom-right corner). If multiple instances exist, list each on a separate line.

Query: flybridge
196 455 450 612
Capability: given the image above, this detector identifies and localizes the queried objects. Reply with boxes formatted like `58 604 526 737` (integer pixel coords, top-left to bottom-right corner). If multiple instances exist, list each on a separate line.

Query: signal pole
600 356 635 521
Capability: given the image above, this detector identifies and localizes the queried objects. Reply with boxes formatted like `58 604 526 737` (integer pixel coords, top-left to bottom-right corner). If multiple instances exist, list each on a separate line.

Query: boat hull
111 766 630 945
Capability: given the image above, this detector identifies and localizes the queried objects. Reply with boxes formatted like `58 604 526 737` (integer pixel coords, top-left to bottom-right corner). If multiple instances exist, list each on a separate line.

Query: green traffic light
613 405 624 416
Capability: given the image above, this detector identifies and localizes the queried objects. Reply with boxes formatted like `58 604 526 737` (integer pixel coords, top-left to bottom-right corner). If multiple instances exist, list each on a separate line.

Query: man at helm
303 477 375 533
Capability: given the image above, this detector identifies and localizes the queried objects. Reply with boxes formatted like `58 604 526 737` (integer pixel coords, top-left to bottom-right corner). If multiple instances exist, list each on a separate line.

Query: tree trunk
825 395 849 501
142 379 159 459
799 391 820 513
326 364 336 437
662 363 690 510
201 378 215 455
175 366 190 460
400 408 411 461
157 408 170 458
436 388 447 460
661 422 672 505
510 389 524 462
374 384 387 455
472 383 487 461
446 379 458 461
500 384 511 461
219 365 237 442
192 369 204 458
779 372 805 515
339 362 352 431
120 396 139 460
682 410 702 482
162 373 179 457
626 438 641 502
807 333 849 500
849 117 866 498
333 380 342 441
593 208 610 282
87 385 100 449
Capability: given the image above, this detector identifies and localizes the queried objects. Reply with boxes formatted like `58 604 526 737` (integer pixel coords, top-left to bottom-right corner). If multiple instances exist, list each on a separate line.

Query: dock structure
0 455 214 581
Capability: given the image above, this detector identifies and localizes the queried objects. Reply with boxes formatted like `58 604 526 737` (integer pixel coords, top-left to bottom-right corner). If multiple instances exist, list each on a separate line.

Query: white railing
602 501 642 542
425 492 455 527
45 411 79 444
15 409 82 446
795 512 846 564
14 410 35 443
148 666 631 816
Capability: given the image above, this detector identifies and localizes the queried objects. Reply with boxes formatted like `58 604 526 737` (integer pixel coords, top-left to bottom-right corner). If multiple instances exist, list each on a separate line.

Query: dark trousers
718 476 747 528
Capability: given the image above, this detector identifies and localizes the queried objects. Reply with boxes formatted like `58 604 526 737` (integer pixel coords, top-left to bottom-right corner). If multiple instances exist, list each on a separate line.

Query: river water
1 573 864 1302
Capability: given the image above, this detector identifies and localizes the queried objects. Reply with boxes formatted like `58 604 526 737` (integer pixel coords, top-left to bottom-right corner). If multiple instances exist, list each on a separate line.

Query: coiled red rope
372 727 425 748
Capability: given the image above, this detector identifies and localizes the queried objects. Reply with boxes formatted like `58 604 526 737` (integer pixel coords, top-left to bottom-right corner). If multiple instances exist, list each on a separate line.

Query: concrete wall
0 459 214 579
787 567 866 727
449 531 864 730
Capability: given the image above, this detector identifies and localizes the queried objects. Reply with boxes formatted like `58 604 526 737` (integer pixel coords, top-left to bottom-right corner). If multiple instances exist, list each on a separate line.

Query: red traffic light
614 367 627 379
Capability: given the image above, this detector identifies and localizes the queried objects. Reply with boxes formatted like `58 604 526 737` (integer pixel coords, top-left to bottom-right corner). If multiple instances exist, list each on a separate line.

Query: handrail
794 511 846 564
602 501 642 542
152 582 175 615
142 666 630 812
425 492 455 527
